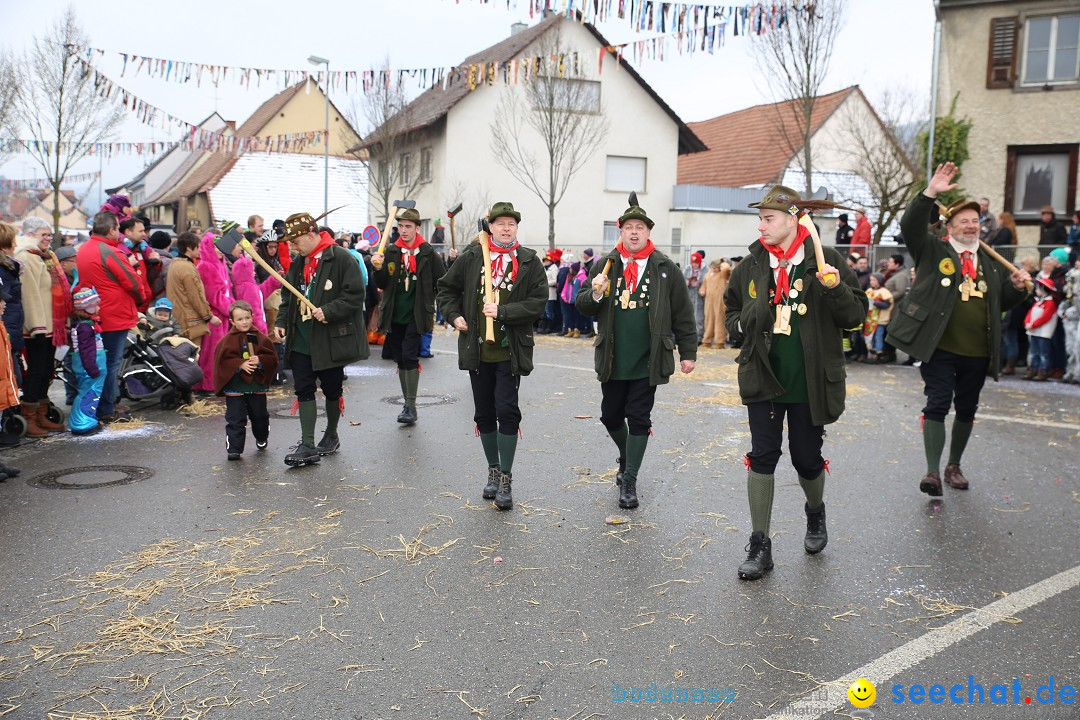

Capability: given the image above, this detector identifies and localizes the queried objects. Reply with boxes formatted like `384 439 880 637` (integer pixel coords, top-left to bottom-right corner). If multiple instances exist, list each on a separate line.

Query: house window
603 221 619 251
1004 144 1079 222
378 160 391 188
399 153 411 187
1021 13 1080 85
534 78 601 113
606 156 647 193
420 147 433 183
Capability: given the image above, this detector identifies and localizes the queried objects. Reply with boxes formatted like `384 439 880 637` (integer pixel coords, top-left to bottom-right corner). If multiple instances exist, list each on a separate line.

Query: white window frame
533 77 601 113
399 152 412 187
1020 13 1080 86
419 147 433 183
605 155 647 193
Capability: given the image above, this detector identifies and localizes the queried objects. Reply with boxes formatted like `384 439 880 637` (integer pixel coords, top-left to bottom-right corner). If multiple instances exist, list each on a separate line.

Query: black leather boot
615 456 625 488
284 442 321 467
396 405 417 424
494 471 513 510
317 431 340 455
482 466 500 500
737 531 773 580
804 502 828 554
619 476 638 509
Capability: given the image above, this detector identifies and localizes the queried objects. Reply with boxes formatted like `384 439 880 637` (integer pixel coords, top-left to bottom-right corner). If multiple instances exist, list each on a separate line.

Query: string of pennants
0 171 101 189
76 2 806 94
1 137 181 160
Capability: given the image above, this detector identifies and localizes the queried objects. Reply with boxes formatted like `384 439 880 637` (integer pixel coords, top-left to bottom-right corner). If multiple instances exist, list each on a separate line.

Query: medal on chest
959 275 984 302
617 275 649 310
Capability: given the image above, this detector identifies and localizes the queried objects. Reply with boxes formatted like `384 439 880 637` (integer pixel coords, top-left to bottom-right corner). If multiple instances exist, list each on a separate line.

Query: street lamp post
308 55 330 216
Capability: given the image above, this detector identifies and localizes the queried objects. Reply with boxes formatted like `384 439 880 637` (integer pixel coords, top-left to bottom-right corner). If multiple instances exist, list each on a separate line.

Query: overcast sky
0 0 935 207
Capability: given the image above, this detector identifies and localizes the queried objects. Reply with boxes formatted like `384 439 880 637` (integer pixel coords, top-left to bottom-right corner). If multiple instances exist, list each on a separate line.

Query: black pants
600 377 657 436
290 351 344 403
920 348 989 423
225 393 269 453
21 335 55 403
746 401 825 477
388 321 421 371
469 360 520 435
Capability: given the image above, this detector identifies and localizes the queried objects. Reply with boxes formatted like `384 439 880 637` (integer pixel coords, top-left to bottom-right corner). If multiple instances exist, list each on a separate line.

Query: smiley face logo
848 678 876 708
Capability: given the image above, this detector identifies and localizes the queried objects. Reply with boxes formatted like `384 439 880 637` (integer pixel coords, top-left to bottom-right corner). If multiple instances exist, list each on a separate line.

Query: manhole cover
271 404 327 419
381 394 457 408
29 465 154 490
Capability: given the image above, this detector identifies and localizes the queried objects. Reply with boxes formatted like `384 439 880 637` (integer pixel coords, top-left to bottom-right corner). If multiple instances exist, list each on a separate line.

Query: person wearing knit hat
886 163 1031 498
576 196 697 511
371 206 445 425
436 201 547 510
68 287 107 436
272 210 369 467
684 251 707 344
724 184 867 580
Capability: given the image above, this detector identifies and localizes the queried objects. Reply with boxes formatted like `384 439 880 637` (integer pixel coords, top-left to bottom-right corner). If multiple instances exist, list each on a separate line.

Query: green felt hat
748 185 802 215
398 208 421 224
488 201 521 223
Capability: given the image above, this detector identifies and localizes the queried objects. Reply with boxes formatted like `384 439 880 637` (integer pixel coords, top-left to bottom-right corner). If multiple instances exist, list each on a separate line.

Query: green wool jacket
373 241 446 333
277 244 369 372
723 241 867 426
575 248 697 386
436 242 547 376
886 192 1029 379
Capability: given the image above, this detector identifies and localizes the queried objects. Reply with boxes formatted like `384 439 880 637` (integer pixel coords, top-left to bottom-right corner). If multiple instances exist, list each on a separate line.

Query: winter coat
166 257 212 341
231 255 282 334
373 237 445 333
0 323 17 411
545 262 559 301
212 326 279 395
195 233 234 391
277 243 369 372
886 192 1030 379
15 235 58 336
1025 296 1059 339
724 241 867 427
0 255 25 352
436 241 547 376
851 216 872 249
576 248 697 386
75 234 143 333
884 265 910 305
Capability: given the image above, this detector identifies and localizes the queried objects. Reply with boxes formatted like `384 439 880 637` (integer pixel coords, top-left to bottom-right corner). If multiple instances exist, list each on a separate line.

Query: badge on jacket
324 279 333 291
749 279 757 299
939 258 955 275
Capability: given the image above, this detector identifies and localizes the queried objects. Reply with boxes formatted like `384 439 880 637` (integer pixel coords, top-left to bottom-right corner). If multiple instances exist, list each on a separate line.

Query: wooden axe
374 199 417 257
447 202 463 251
239 238 320 317
794 187 852 288
478 218 496 345
600 191 637 295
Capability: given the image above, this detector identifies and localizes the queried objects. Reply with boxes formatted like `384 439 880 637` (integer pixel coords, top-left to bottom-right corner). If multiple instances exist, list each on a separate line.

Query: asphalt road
0 330 1077 720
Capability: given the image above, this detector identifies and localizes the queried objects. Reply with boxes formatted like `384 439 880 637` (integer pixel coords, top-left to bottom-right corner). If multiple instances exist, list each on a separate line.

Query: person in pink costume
195 232 234 391
230 255 281 334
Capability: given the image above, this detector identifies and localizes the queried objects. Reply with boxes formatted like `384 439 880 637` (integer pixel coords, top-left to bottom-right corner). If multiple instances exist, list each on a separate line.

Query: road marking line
763 563 1080 720
977 414 1080 432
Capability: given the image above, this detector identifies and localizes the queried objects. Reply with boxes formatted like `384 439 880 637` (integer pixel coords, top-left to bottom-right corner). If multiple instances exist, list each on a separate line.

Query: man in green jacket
436 202 547 510
372 208 445 425
723 185 867 581
886 163 1030 496
273 212 369 467
576 199 697 511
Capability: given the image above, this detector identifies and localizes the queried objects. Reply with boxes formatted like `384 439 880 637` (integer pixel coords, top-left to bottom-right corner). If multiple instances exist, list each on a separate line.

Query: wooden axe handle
449 216 456 251
798 214 838 287
376 205 401 256
600 241 622 297
479 229 496 345
980 240 1033 292
240 240 319 316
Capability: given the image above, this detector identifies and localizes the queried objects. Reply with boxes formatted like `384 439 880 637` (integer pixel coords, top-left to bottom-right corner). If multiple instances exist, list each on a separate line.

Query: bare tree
751 0 846 196
842 88 924 243
343 61 427 227
0 52 17 167
489 30 608 249
8 6 123 240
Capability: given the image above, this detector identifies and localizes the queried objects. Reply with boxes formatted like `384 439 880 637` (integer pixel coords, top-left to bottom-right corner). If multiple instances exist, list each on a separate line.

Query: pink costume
230 255 281 334
194 232 233 391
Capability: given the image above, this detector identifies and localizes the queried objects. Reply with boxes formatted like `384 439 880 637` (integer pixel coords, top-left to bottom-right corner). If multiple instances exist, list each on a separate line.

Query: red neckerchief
959 249 976 279
303 231 336 284
489 238 521 285
762 224 810 305
617 239 656 293
394 233 426 274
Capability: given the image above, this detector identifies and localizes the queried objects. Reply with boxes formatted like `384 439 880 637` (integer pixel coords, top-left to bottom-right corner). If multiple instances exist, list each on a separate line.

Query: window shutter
987 16 1019 89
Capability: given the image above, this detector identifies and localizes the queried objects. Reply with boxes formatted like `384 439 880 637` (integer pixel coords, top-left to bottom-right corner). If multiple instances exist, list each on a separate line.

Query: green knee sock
299 400 318 447
404 368 420 406
923 419 946 474
798 472 825 511
747 470 775 534
948 419 974 465
624 433 649 482
497 432 518 472
324 397 341 434
398 370 409 401
479 432 500 468
606 424 628 469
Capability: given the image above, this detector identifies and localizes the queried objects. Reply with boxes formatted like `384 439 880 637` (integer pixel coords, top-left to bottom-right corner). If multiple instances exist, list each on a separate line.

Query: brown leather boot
1035 370 1048 382
1023 367 1036 380
36 401 66 432
20 402 48 437
943 464 969 490
919 470 943 497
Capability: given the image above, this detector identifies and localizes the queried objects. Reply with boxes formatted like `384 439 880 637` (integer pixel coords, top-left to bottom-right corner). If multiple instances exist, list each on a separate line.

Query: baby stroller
119 318 203 410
